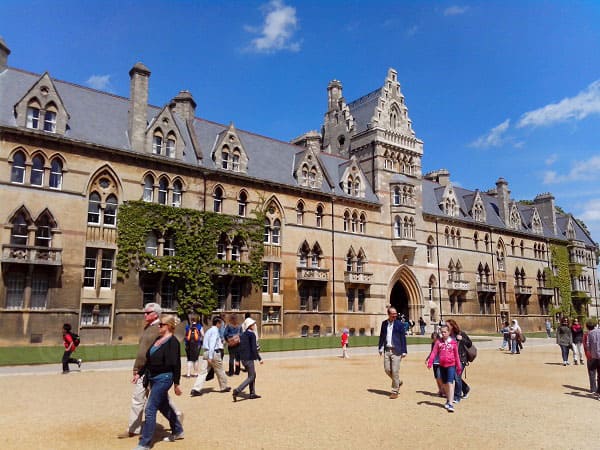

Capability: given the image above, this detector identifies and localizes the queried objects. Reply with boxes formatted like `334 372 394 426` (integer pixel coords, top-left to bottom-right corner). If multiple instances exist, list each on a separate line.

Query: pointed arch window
296 202 304 225
172 180 182 207
393 187 400 205
428 275 436 302
394 216 401 238
88 192 101 224
152 131 164 155
11 214 29 246
346 176 353 195
217 234 228 260
49 158 63 189
351 212 358 233
166 133 176 158
164 233 176 256
145 232 158 256
298 242 310 267
232 150 241 172
26 102 40 129
43 108 57 133
104 194 118 226
353 178 360 196
11 151 26 183
35 215 52 248
30 155 44 186
316 205 324 228
344 211 351 232
238 191 248 217
426 236 435 264
520 240 525 257
309 168 317 187
311 243 322 268
359 214 366 234
473 232 479 251
221 147 230 169
272 219 281 245
213 186 223 213
143 175 154 202
158 177 168 205
301 165 309 186
346 250 354 272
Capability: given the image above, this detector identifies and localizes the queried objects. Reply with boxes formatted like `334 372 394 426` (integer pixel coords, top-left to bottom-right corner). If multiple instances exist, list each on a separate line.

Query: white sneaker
77 359 82 369
163 432 184 442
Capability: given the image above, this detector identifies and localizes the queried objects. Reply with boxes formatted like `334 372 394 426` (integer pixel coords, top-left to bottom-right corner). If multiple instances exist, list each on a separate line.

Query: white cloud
443 5 469 16
247 0 300 53
579 198 600 222
469 119 510 148
542 155 600 184
406 25 419 37
86 74 112 91
545 153 558 166
517 80 600 128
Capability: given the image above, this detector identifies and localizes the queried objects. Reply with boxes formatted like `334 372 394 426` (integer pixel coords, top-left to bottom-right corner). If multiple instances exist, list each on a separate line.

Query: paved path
0 336 556 377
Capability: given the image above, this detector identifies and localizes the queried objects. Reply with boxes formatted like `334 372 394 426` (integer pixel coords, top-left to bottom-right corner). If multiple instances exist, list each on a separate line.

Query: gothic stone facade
0 38 598 345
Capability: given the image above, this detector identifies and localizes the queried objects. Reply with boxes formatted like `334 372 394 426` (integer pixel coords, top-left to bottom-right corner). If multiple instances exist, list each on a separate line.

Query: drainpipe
489 229 499 331
331 197 336 335
435 220 443 321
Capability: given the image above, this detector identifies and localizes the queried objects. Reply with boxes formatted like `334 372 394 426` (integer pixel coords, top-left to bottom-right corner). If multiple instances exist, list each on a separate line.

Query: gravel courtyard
0 339 596 450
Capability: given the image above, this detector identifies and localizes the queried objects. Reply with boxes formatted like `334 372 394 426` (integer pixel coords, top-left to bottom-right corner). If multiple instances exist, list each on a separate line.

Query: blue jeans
235 360 257 394
454 361 469 402
559 345 571 362
510 339 519 353
139 373 182 447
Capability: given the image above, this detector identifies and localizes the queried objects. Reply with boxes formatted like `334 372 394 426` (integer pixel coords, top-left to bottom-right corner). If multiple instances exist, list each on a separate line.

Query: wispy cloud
517 80 600 128
469 119 510 148
444 5 469 16
545 153 558 166
578 198 600 222
246 0 300 53
86 74 112 91
406 25 419 37
542 155 600 184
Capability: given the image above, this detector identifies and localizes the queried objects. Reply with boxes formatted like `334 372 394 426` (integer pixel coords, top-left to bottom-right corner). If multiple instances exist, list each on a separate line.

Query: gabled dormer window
16 74 70 135
152 131 163 155
510 205 522 230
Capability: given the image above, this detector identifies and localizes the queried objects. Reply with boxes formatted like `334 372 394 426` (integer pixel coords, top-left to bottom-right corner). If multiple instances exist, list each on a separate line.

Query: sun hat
242 317 256 331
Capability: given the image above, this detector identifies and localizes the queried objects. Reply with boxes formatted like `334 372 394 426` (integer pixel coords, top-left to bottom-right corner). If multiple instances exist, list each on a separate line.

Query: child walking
341 328 350 359
427 331 444 397
427 325 462 412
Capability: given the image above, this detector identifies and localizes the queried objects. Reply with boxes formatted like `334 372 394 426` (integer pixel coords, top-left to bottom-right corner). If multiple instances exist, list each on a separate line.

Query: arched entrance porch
388 265 422 323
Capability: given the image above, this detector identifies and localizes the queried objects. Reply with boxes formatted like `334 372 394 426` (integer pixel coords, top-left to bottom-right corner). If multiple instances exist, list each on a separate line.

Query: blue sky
2 0 600 241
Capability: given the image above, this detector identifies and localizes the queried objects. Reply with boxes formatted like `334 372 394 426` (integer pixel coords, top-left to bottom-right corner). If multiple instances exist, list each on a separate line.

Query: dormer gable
14 72 69 135
565 216 576 240
145 105 185 159
339 156 366 198
440 183 459 217
508 202 523 230
470 190 486 223
369 68 415 136
212 123 248 173
530 208 543 235
294 148 325 189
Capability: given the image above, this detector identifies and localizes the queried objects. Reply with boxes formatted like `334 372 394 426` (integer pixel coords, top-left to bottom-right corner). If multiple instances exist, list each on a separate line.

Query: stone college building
0 37 598 345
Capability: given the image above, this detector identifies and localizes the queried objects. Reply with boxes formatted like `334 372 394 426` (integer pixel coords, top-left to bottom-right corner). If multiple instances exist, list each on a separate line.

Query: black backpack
70 331 81 347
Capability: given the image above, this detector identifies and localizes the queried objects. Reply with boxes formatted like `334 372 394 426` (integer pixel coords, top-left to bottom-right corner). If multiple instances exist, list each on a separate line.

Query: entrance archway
390 281 410 319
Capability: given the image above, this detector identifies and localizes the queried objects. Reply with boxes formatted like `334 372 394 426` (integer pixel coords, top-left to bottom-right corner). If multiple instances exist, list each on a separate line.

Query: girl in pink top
427 325 462 412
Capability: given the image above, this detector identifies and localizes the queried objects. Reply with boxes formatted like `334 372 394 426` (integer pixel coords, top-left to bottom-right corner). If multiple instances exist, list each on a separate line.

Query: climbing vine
545 244 572 318
116 201 265 317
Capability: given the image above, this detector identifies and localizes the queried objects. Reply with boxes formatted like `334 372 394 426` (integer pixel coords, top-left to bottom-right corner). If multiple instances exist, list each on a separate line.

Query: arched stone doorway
390 282 409 319
387 265 422 323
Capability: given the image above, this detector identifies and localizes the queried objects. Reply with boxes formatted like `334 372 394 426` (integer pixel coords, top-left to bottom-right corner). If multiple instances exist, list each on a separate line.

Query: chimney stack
172 90 197 122
0 36 10 71
495 177 510 224
534 192 558 236
128 62 151 152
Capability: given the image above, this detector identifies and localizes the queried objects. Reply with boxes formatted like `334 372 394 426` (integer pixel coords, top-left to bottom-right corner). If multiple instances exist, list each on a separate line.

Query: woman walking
571 318 584 365
134 315 183 450
341 328 350 359
232 318 263 401
427 325 462 412
445 319 472 402
556 317 573 366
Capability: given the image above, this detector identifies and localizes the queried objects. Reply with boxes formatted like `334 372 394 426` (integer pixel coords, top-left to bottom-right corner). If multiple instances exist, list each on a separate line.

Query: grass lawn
0 335 436 366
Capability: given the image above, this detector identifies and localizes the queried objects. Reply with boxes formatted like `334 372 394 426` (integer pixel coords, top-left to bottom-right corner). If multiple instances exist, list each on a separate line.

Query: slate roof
347 88 381 134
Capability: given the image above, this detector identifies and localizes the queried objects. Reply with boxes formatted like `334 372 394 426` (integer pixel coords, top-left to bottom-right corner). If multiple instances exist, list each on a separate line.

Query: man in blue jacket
378 307 408 399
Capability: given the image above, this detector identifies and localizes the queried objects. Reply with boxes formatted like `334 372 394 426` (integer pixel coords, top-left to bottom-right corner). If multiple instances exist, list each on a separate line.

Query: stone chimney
424 169 450 187
172 90 197 122
291 131 322 153
327 80 343 111
534 192 558 236
0 36 10 71
128 62 151 152
495 177 510 224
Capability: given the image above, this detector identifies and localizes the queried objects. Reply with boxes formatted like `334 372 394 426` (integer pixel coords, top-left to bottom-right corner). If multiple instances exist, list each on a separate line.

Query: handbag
465 343 477 363
226 334 240 347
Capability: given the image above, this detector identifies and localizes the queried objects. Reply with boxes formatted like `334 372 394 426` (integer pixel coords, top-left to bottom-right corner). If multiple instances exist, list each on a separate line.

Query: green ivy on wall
545 243 572 318
116 201 265 317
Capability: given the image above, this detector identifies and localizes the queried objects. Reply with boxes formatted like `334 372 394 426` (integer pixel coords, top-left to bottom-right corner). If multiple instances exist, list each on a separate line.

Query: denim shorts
432 363 441 379
439 365 456 384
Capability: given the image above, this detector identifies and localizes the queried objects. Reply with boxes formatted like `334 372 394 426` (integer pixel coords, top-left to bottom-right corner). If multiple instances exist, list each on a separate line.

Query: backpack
186 326 200 343
69 331 81 347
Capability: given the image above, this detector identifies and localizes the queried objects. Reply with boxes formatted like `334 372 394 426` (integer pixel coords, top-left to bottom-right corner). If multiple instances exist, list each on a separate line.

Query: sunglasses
158 323 167 328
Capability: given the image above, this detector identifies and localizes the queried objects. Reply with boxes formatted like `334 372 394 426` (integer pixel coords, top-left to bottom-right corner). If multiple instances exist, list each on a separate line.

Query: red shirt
341 333 349 346
63 332 75 352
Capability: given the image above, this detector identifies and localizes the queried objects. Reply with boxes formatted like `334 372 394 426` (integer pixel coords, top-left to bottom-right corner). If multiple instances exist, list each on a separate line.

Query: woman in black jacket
446 319 473 403
232 318 263 401
134 315 183 450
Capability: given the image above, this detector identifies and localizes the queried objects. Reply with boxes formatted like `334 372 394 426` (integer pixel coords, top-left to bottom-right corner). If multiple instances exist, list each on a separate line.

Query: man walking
119 303 181 438
378 307 407 399
190 316 230 397
585 320 600 397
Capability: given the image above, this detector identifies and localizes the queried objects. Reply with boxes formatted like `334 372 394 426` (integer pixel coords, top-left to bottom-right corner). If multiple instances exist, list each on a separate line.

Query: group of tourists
114 304 262 450
498 319 525 354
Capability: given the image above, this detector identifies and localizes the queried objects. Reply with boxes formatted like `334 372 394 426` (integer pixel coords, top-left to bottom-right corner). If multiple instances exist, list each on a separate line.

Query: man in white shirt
190 316 230 397
377 307 408 399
